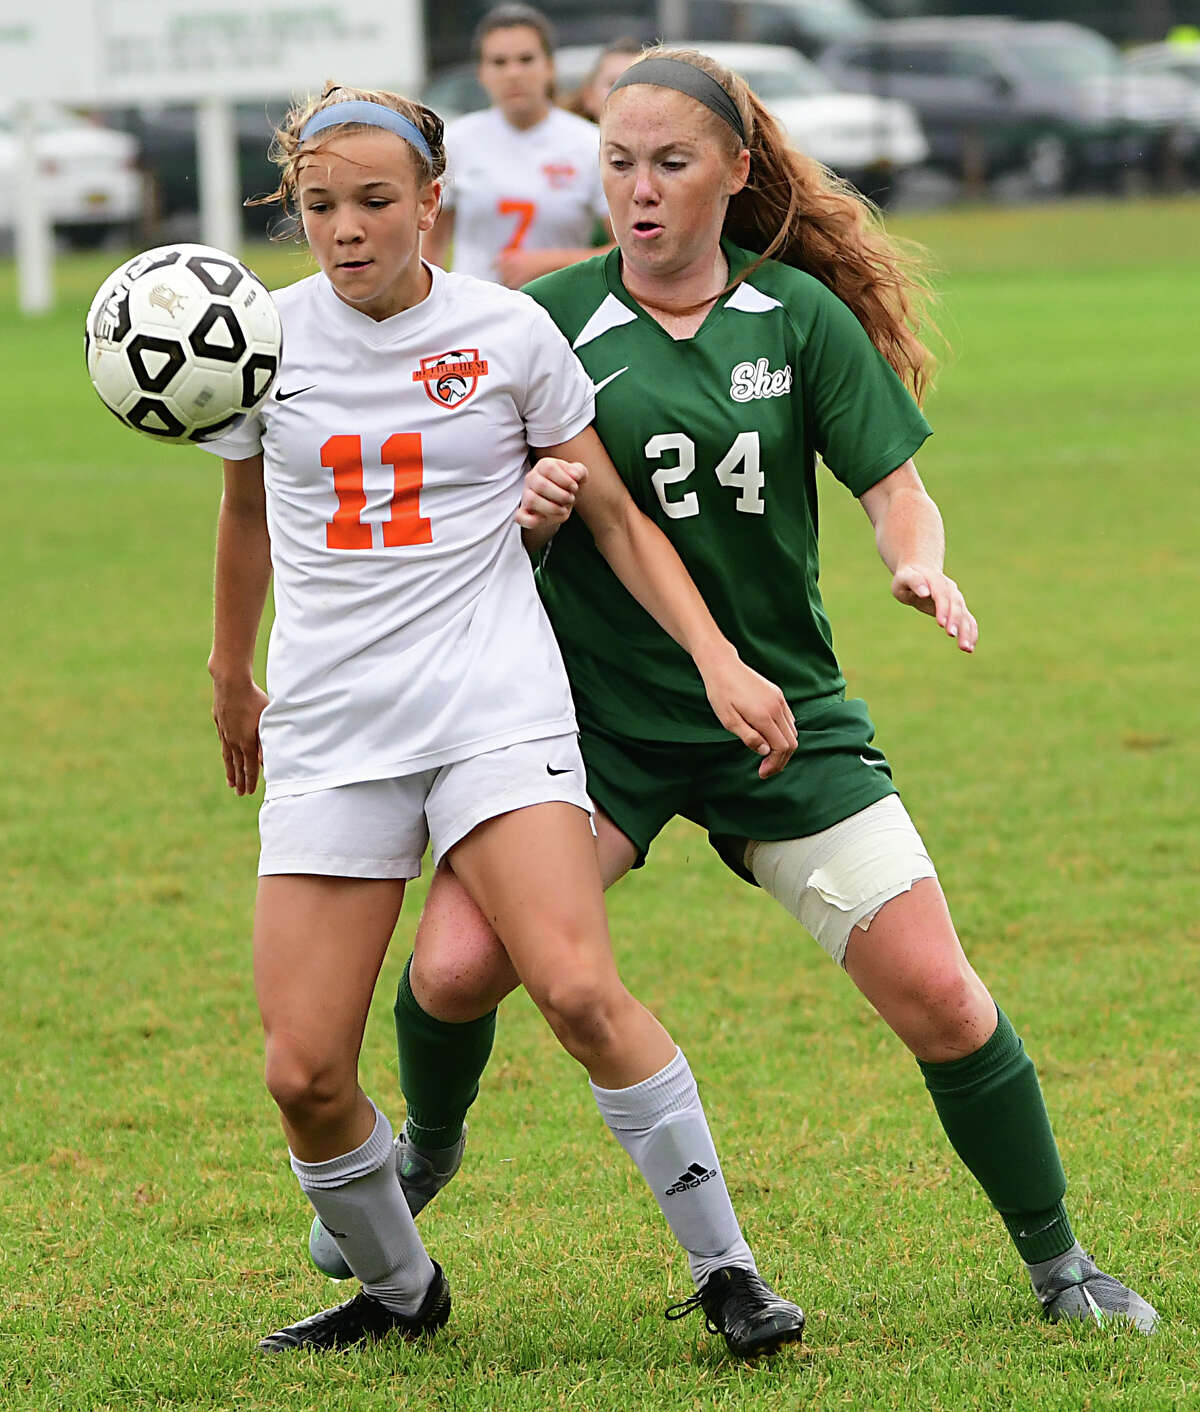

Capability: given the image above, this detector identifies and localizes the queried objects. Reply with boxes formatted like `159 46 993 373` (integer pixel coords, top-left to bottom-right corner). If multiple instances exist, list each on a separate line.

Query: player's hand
891 563 978 653
212 676 268 795
698 648 798 779
495 247 555 289
515 458 588 531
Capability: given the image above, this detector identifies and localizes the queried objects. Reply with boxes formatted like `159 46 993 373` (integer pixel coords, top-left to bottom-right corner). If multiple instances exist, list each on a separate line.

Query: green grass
2 198 1199 1410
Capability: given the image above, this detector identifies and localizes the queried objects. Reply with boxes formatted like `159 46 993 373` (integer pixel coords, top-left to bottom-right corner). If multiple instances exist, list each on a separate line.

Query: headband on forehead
608 56 746 143
298 100 433 165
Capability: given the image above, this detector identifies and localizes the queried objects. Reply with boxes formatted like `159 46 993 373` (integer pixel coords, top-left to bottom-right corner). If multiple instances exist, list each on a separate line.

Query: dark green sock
918 1007 1075 1264
394 955 497 1150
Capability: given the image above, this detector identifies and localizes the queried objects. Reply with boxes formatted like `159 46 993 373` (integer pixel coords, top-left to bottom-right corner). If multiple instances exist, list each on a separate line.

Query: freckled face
600 86 748 283
297 128 440 320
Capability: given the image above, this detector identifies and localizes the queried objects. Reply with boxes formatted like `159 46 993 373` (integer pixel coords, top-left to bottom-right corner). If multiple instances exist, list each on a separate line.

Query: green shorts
578 695 898 885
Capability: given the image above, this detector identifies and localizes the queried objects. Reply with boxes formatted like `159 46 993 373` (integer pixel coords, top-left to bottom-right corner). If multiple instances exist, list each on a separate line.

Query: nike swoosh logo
859 754 887 767
274 384 315 402
546 765 573 776
591 367 628 395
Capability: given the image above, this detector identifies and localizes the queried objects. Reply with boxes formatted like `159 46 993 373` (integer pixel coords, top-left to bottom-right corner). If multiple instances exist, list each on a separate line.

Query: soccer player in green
361 48 1160 1340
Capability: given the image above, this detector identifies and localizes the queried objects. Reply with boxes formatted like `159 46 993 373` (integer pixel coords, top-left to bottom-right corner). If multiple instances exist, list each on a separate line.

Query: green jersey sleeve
790 275 932 497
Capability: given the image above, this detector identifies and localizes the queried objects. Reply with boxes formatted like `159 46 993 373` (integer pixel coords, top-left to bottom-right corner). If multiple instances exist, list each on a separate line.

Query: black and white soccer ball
85 243 282 443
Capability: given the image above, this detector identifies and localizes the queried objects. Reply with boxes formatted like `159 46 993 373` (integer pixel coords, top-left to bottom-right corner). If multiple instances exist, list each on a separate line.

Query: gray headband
608 57 746 143
299 100 433 165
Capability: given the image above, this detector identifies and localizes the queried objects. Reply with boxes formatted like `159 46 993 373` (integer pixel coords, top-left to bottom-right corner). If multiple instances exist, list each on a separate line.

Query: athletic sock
918 1007 1075 1264
590 1047 757 1287
394 955 496 1149
290 1101 436 1314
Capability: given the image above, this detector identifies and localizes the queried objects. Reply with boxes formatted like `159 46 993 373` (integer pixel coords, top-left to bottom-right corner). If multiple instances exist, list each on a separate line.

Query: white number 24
645 431 765 519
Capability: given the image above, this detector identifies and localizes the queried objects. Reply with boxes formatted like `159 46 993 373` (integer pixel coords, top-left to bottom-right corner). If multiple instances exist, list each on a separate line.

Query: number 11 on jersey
322 434 433 550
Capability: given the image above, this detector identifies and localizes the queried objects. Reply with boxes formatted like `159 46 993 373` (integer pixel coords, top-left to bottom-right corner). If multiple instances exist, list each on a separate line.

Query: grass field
2 198 1198 1411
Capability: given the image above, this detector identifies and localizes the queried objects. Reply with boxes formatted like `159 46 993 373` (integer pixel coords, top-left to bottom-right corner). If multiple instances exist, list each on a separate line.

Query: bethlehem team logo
412 349 490 408
541 162 578 189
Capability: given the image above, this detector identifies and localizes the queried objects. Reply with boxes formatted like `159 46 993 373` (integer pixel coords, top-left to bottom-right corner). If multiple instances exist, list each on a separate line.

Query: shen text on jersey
729 358 793 403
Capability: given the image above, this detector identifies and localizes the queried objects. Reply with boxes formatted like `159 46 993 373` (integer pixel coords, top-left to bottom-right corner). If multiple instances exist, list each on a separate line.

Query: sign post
14 106 54 316
197 97 242 254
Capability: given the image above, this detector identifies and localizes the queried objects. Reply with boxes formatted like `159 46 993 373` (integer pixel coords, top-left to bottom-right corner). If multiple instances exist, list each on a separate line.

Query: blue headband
298 100 433 164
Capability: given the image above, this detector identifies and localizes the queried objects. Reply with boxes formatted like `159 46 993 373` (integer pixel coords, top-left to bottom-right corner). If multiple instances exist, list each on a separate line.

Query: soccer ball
85 243 282 443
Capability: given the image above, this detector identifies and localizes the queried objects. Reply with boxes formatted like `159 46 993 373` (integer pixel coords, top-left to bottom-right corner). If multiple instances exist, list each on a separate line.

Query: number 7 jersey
525 242 933 741
201 266 594 799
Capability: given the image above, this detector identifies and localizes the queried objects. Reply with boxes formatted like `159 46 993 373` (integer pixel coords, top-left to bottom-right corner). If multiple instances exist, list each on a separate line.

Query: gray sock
291 1101 435 1315
590 1047 756 1287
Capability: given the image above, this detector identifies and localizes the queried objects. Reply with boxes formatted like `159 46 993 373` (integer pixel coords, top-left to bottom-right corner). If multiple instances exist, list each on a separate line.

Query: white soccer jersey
441 106 608 282
201 265 595 800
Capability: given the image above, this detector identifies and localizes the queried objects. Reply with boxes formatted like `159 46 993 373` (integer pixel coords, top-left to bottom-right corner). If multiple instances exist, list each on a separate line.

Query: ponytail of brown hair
622 48 939 403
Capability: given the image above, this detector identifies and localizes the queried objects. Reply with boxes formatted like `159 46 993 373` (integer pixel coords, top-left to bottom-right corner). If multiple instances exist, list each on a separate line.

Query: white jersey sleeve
198 267 593 799
520 297 595 446
206 409 263 461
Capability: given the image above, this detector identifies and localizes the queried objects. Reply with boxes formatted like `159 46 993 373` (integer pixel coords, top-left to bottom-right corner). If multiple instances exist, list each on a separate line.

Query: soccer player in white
424 4 613 287
203 81 802 1354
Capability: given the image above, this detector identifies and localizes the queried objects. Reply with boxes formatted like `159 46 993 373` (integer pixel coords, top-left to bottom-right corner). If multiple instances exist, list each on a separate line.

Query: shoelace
664 1289 721 1335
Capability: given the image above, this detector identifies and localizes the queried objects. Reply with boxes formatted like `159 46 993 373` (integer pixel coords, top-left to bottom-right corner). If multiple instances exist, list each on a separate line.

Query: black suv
821 17 1198 192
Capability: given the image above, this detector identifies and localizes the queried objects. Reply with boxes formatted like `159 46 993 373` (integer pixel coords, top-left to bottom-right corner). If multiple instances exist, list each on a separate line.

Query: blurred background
4 0 1199 253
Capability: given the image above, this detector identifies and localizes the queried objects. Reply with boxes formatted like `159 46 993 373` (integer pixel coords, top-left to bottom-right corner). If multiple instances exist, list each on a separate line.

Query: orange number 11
321 433 432 550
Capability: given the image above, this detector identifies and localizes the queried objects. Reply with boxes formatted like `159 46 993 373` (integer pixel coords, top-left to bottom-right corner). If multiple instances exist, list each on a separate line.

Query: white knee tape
744 795 937 967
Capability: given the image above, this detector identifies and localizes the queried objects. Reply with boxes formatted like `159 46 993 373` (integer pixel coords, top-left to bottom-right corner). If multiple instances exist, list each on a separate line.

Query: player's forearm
209 497 272 682
520 521 558 556
589 503 737 671
872 484 945 576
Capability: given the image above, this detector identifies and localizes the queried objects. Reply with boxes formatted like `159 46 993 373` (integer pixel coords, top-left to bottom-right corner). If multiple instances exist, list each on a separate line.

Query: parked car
425 41 928 201
820 17 1200 193
104 101 289 239
0 103 143 248
1124 39 1200 89
684 0 878 59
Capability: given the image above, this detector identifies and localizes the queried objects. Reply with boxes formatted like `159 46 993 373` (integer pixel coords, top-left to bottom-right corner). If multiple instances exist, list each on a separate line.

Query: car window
878 45 952 78
1006 34 1122 81
941 47 1002 81
424 70 488 116
833 43 892 73
735 54 833 97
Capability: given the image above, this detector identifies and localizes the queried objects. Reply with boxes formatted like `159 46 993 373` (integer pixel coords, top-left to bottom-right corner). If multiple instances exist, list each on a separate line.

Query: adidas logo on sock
665 1162 717 1196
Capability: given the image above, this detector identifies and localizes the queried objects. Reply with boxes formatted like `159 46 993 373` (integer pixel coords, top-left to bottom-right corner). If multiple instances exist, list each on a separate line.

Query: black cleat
666 1265 805 1359
257 1263 451 1352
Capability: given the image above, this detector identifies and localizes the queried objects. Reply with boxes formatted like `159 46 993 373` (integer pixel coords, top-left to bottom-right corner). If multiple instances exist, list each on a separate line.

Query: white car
0 103 143 247
555 41 929 196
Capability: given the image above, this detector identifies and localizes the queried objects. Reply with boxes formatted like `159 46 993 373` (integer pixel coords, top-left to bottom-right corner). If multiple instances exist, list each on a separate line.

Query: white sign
2 0 425 104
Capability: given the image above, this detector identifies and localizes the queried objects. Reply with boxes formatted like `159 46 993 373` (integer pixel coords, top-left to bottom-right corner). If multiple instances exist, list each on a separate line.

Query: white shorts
743 794 938 966
257 733 591 879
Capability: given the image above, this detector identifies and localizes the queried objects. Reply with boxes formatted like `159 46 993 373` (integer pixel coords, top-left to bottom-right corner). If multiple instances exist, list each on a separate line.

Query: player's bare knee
532 973 628 1064
411 950 507 1024
263 1039 355 1127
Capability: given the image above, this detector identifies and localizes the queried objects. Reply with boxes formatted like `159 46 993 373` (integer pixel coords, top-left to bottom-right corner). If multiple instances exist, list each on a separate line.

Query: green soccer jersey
525 241 932 742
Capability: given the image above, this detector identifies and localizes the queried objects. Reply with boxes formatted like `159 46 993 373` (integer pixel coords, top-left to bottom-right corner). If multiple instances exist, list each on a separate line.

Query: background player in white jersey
207 80 803 1355
566 38 642 123
424 5 612 287
388 50 1161 1340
